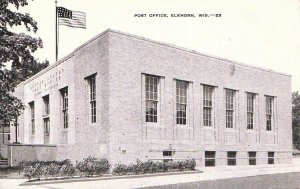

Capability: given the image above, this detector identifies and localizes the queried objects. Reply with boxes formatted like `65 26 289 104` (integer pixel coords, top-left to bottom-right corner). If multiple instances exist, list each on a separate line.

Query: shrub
44 163 60 177
76 156 111 176
20 159 75 181
112 159 196 175
23 166 35 180
187 159 196 170
112 164 128 175
59 163 76 176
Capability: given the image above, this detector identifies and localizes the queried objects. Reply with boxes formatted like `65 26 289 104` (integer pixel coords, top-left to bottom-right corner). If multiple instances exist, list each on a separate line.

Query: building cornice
17 28 291 87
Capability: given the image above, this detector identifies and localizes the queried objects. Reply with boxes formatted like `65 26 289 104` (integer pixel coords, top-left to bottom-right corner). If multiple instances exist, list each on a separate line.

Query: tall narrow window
87 75 96 123
247 93 255 130
29 102 35 135
226 89 235 128
44 118 50 144
61 87 68 129
145 75 159 123
42 95 50 144
43 95 50 116
248 151 256 165
176 80 188 125
266 96 273 131
203 85 213 127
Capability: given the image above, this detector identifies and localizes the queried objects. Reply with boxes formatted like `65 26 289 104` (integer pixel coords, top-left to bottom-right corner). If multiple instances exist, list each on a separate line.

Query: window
268 152 275 164
203 85 213 127
266 96 273 131
29 102 35 135
61 87 68 129
44 118 50 136
87 75 96 123
145 75 159 123
43 95 50 116
248 151 256 165
176 80 188 125
163 150 174 162
205 151 216 167
227 151 237 166
226 89 235 128
42 95 50 144
247 93 255 130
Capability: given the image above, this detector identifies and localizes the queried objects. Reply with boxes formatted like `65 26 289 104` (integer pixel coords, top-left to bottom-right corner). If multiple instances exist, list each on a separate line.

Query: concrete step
0 160 8 165
0 164 9 169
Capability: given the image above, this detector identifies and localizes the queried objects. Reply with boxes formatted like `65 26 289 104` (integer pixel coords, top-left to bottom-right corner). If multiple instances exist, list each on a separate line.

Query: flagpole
55 0 59 61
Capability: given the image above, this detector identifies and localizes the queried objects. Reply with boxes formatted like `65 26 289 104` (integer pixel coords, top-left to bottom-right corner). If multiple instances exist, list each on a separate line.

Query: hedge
20 157 196 181
76 156 111 176
20 159 75 180
112 159 196 175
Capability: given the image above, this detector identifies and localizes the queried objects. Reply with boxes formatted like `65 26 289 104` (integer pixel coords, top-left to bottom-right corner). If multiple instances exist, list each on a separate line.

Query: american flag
57 7 86 28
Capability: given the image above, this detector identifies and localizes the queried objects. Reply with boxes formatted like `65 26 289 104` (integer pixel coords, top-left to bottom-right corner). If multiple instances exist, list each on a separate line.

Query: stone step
0 160 8 165
0 164 9 169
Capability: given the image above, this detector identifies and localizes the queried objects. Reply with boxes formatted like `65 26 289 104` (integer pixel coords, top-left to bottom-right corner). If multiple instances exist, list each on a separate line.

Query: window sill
142 123 165 128
204 141 218 144
141 139 167 143
89 123 98 127
266 130 276 134
176 125 193 129
203 126 214 130
245 130 256 134
224 128 237 132
173 139 196 143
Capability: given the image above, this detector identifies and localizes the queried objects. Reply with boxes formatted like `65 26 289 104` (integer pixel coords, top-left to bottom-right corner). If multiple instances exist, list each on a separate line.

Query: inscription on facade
29 68 65 95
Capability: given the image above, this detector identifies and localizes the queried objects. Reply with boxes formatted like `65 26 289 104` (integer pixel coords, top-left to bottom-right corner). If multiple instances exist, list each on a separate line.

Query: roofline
18 28 291 86
18 29 112 86
107 29 291 77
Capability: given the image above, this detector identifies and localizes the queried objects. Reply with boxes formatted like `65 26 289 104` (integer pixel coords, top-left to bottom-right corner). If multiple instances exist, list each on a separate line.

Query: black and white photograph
0 0 300 188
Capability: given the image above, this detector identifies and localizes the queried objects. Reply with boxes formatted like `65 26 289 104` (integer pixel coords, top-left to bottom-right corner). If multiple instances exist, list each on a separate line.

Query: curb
19 170 203 186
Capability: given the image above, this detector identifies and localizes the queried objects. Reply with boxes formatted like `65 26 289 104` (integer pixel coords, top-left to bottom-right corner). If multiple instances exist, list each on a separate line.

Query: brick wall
7 144 57 167
11 29 292 167
107 30 292 166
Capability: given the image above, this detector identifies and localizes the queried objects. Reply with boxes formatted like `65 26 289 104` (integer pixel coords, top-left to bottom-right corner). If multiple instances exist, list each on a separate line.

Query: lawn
141 172 300 189
0 167 23 179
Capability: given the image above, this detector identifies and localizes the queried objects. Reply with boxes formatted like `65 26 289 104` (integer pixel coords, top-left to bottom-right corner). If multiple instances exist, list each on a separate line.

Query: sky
15 0 300 91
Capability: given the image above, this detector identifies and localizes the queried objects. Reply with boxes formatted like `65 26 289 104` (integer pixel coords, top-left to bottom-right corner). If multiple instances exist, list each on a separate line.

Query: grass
0 167 22 179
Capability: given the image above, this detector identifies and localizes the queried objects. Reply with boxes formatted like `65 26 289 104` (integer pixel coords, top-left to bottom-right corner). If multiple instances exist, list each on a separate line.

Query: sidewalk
1 158 300 189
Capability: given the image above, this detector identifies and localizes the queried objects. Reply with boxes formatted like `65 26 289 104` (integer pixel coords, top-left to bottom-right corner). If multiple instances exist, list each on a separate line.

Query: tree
0 0 48 134
293 91 300 150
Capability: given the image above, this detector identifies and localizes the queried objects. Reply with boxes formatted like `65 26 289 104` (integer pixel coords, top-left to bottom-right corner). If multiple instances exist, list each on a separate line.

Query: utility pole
2 124 4 144
55 0 59 61
14 115 18 144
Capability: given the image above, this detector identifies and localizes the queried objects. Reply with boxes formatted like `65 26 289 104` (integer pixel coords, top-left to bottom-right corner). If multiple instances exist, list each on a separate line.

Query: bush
44 163 60 177
59 163 76 176
112 164 128 175
19 159 71 170
76 156 111 176
112 159 196 175
20 159 75 181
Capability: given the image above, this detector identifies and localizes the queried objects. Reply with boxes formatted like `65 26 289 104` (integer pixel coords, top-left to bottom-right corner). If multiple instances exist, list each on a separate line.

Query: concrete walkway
1 159 300 189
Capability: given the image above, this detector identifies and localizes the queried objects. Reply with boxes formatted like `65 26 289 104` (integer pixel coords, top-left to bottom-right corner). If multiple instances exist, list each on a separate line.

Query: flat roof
19 28 291 86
